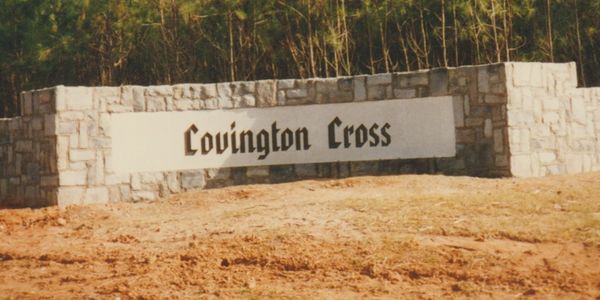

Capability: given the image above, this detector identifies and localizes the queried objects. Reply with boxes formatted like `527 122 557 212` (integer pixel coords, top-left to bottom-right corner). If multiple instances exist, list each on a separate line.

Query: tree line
1 0 599 117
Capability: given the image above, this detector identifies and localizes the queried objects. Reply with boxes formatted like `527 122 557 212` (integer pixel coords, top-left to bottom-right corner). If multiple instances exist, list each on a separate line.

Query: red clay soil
0 173 599 299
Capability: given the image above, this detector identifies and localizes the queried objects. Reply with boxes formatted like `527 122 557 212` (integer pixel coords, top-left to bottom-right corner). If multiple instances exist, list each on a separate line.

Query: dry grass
332 175 600 244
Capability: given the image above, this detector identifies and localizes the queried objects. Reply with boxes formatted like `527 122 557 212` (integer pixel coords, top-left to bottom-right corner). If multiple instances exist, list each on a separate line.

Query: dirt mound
1 173 599 299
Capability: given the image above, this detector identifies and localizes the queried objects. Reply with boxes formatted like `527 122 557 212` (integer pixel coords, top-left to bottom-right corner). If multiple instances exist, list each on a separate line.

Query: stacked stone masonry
0 88 58 207
505 63 600 176
0 62 598 207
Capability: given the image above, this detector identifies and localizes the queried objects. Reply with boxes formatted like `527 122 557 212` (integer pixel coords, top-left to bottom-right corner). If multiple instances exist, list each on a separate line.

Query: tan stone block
70 149 95 162
96 150 105 185
14 140 33 152
204 98 219 109
69 162 87 170
539 151 556 164
398 72 429 87
566 154 583 174
146 96 166 112
40 176 58 187
353 77 366 102
316 79 338 93
132 191 157 201
570 97 587 124
92 137 111 148
256 80 276 107
493 129 504 153
491 83 506 94
107 104 134 113
367 85 386 101
429 69 448 96
141 172 164 184
511 154 532 177
218 97 234 108
217 83 233 98
166 172 180 193
165 96 175 111
59 170 87 186
57 121 77 135
277 79 295 89
59 111 85 121
247 166 270 177
171 84 187 99
69 133 79 149
131 173 141 190
484 94 506 104
286 88 308 99
367 74 392 86
105 174 129 185
206 168 230 180
0 179 7 196
57 187 85 207
44 115 56 136
483 119 493 138
241 94 256 107
146 85 173 97
295 164 317 177
79 123 89 148
495 154 509 167
57 136 69 170
519 129 531 152
542 111 560 124
99 114 110 135
338 78 353 92
21 92 33 116
511 63 543 87
93 87 121 98
53 86 67 111
236 81 256 95
531 126 552 137
455 128 475 144
477 68 489 93
108 186 121 202
465 117 484 127
276 91 286 105
83 187 109 204
201 84 217 98
65 87 93 110
393 88 416 99
181 170 205 190
543 97 561 111
452 96 465 127
119 185 132 200
463 96 471 116
132 87 146 111
174 99 194 111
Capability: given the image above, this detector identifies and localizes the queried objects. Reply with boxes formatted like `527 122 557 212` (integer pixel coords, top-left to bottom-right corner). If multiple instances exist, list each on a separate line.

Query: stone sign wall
1 62 598 207
505 63 600 176
0 88 58 207
109 97 456 173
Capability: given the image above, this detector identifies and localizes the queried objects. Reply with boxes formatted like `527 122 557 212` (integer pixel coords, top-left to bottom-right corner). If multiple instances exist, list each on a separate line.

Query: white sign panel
111 97 456 174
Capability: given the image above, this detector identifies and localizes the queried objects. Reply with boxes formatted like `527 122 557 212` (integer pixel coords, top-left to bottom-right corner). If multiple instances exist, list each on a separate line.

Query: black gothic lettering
256 130 270 159
328 117 341 149
295 127 311 150
281 129 294 151
184 124 198 156
355 125 368 148
201 132 213 154
271 122 280 152
381 123 391 146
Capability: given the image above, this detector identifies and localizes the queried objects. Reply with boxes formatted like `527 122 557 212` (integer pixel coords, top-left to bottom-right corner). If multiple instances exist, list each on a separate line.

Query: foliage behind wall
1 0 599 117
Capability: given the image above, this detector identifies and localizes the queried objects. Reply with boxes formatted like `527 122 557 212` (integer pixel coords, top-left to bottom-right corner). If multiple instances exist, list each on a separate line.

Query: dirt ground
0 173 599 299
